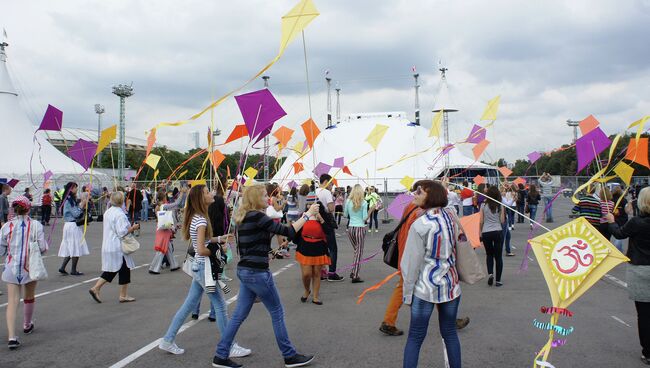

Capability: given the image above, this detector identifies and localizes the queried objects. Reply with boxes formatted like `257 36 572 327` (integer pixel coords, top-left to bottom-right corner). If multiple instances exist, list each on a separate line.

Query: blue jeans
163 262 228 343
462 205 474 216
502 223 512 254
529 204 538 225
507 208 515 227
215 267 296 359
368 210 379 230
195 299 216 319
404 296 461 368
543 196 553 222
141 202 149 221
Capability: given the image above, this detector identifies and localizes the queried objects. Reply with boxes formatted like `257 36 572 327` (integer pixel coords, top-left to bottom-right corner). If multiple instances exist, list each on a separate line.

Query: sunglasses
414 187 424 195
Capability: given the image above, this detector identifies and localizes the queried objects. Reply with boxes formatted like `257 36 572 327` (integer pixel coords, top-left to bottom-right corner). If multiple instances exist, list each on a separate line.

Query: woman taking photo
1 196 48 350
88 191 140 303
58 182 89 276
344 184 370 283
480 186 506 287
365 186 381 233
527 184 541 229
213 184 319 368
295 202 331 304
401 181 461 368
607 187 650 365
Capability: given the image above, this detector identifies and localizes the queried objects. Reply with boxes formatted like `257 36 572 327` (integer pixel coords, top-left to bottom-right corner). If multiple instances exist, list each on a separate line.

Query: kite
530 218 629 367
7 179 19 188
225 124 249 144
288 180 298 189
578 115 599 135
301 118 321 149
613 161 634 185
68 139 98 171
37 104 63 131
244 167 258 179
527 151 542 164
342 166 352 175
313 162 331 177
429 110 443 138
332 157 345 169
146 128 156 156
473 175 485 185
293 162 304 174
190 179 207 186
145 154 161 170
575 127 611 173
365 124 389 150
498 166 513 178
472 139 490 160
480 95 500 121
459 213 481 248
466 124 486 144
235 88 287 145
43 170 53 183
625 138 649 168
272 125 294 148
513 177 526 186
400 176 415 191
96 125 117 155
386 193 414 220
442 144 455 155
211 150 225 171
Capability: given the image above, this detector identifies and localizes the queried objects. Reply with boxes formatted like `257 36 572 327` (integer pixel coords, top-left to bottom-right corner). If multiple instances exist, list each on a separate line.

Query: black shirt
610 214 650 265
208 196 228 236
237 211 296 270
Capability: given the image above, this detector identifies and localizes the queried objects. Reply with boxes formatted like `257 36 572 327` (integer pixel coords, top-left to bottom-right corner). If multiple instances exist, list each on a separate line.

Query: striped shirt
237 211 296 269
600 200 615 224
573 195 601 226
190 215 208 264
401 207 461 305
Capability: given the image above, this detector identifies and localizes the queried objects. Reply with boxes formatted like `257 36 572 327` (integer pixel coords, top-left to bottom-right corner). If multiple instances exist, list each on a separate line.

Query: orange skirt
295 252 331 266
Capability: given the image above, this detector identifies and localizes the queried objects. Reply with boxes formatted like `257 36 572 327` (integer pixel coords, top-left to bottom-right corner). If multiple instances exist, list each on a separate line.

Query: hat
12 195 32 210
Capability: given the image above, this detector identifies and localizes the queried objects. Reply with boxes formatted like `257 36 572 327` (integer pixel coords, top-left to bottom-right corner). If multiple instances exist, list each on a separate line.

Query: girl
480 186 506 287
344 184 370 283
286 187 301 223
58 182 90 276
148 190 183 274
334 189 345 225
1 196 48 350
501 183 516 257
365 186 381 233
296 201 331 304
526 184 541 229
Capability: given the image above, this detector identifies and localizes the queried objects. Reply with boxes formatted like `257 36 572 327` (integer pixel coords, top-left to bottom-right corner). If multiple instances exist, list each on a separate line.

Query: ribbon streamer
356 271 399 305
540 306 573 317
532 319 574 336
551 339 567 348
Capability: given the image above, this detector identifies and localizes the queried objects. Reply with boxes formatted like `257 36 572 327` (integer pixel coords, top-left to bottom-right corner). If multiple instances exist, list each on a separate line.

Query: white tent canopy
271 112 497 192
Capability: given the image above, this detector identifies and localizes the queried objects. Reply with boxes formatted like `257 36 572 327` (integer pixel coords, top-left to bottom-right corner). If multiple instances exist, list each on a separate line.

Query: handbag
156 210 175 230
456 240 486 284
382 207 419 269
28 221 48 281
75 208 93 226
182 242 195 277
121 234 140 254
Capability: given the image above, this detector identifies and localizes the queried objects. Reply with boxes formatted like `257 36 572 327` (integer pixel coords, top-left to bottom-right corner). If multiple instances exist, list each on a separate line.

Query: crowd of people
0 174 648 367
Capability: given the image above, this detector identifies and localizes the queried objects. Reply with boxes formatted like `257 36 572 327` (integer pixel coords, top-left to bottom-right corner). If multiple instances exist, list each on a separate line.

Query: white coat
101 206 136 272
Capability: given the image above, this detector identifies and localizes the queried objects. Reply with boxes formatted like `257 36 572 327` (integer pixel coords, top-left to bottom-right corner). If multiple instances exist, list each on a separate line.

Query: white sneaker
230 342 252 358
220 275 233 282
159 340 185 355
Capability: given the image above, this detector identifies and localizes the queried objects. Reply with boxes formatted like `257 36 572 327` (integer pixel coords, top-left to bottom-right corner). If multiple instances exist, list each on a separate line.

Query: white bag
456 240 487 284
182 255 195 277
28 224 48 281
121 234 140 255
156 210 175 230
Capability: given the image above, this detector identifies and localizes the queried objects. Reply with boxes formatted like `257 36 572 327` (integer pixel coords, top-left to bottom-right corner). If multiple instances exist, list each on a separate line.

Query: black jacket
208 196 229 236
609 214 650 265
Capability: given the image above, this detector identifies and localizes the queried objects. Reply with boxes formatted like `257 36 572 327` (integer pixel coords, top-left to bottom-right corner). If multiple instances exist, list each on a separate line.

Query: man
0 183 10 226
316 174 343 281
539 173 554 223
460 181 474 216
127 183 144 235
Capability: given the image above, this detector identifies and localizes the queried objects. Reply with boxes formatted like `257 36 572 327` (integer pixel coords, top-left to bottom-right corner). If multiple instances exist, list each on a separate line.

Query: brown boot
379 322 404 336
456 317 470 330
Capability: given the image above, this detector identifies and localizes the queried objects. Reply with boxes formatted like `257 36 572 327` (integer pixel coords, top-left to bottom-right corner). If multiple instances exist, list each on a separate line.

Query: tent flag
272 126 294 148
498 166 513 178
234 88 287 145
244 167 258 179
527 151 542 164
472 139 490 160
37 104 63 131
279 0 320 56
429 110 443 138
211 150 225 171
293 162 304 174
146 128 157 156
301 118 321 149
579 115 599 135
613 161 634 185
96 125 117 155
43 170 53 182
387 193 414 219
67 139 98 171
575 127 611 173
473 175 486 185
466 124 487 144
365 124 390 150
625 138 650 168
313 162 332 177
145 154 161 169
332 157 345 169
400 176 415 190
225 124 249 144
480 95 501 121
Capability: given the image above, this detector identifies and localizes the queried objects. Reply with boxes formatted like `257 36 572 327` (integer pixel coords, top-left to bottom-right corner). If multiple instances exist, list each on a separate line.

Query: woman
334 189 345 225
401 181 461 368
365 186 381 233
212 184 319 368
527 184 541 229
501 184 516 257
612 186 629 252
58 182 90 276
344 184 370 283
296 201 331 304
480 186 506 287
599 186 615 241
158 185 250 358
148 190 183 275
41 188 53 226
286 187 301 223
297 184 309 214
1 196 48 350
88 192 140 303
516 183 527 223
607 187 650 365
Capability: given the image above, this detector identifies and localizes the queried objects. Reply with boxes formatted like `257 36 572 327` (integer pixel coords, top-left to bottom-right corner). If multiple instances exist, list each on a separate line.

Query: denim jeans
507 208 515 227
194 299 216 319
141 202 149 221
502 222 512 254
516 203 525 223
215 267 296 359
529 204 538 225
403 296 461 368
543 196 553 221
163 262 228 343
368 210 379 230
462 205 474 217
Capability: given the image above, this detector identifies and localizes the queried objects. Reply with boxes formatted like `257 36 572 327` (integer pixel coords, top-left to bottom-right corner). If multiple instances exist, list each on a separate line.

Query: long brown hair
486 186 502 214
182 185 212 240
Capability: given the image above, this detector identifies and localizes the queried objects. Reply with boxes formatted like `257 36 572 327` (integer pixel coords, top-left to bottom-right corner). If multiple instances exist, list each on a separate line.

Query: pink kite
575 127 611 173
527 151 542 164
387 193 414 220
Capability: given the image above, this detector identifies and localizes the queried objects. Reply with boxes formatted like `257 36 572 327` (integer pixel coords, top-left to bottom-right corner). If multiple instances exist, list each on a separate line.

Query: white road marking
0 263 150 309
604 274 628 288
108 262 296 368
527 256 534 262
611 315 632 328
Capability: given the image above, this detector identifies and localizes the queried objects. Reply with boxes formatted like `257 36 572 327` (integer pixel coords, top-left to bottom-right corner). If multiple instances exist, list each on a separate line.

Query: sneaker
495 281 503 287
530 224 534 229
8 338 20 350
158 340 184 355
641 355 650 365
351 277 364 283
506 252 516 257
148 270 160 275
375 229 379 233
220 275 233 282
379 322 404 336
327 273 344 282
229 342 252 358
191 314 199 320
212 356 243 368
208 316 216 322
488 274 494 286
23 323 34 334
455 317 470 330
284 353 315 368
511 225 515 230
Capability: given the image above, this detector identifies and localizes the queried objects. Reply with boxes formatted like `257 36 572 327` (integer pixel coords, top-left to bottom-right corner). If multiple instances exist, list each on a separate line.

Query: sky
2 0 649 163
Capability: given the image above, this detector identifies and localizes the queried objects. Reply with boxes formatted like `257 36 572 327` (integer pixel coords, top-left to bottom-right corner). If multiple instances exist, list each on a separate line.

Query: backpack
382 207 419 269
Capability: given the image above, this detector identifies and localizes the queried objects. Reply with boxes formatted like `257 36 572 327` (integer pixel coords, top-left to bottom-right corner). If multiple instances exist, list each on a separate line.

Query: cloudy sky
2 0 649 162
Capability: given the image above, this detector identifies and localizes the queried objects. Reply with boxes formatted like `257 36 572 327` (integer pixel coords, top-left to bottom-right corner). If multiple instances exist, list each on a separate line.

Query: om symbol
551 239 595 275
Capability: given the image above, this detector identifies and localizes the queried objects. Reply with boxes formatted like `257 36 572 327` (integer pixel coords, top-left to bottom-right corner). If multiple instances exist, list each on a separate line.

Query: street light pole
94 104 105 166
262 75 270 183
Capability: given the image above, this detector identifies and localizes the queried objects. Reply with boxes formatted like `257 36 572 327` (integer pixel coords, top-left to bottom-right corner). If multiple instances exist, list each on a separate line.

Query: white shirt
266 205 284 220
102 206 136 272
447 190 462 208
315 187 334 212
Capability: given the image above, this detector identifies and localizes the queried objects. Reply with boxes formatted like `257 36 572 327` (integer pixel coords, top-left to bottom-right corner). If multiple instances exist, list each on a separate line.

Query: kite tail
356 271 399 305
533 313 558 368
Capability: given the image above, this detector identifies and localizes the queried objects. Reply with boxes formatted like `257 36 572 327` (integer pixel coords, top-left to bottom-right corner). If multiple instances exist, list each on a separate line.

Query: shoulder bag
28 221 48 281
382 207 419 269
121 234 140 255
448 209 486 284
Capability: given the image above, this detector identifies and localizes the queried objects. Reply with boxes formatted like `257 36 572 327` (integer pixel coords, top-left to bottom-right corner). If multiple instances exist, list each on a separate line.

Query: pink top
600 200 614 224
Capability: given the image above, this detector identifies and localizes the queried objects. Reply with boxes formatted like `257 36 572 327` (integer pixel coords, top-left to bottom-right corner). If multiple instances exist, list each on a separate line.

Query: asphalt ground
0 197 641 368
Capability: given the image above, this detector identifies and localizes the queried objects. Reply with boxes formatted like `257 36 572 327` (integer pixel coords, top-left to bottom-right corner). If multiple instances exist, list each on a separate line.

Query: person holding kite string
1 196 48 350
480 186 506 287
606 187 650 365
58 182 90 276
344 184 371 283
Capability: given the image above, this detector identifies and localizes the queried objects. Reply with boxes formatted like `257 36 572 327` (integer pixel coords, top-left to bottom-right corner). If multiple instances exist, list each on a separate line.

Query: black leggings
483 231 503 282
636 301 650 357
101 258 131 285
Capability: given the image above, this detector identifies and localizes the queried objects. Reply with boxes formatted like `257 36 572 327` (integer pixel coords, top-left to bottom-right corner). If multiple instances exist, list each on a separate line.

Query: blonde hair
234 185 268 225
599 187 612 201
639 187 650 215
110 191 124 207
349 184 365 211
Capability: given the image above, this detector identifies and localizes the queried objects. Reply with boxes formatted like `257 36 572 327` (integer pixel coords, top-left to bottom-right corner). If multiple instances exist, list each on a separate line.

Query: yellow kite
480 95 501 121
400 176 415 191
429 110 443 138
365 124 389 151
244 167 259 179
96 125 117 155
613 161 634 185
145 154 161 170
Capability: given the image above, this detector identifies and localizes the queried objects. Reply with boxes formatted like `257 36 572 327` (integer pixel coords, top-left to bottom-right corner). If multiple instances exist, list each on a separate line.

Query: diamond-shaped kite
293 162 304 174
466 124 487 144
613 161 634 185
146 128 157 156
279 0 320 56
442 144 455 155
342 166 352 175
301 118 321 149
225 124 249 144
472 139 490 160
7 179 19 188
459 213 481 248
145 154 161 170
527 151 542 164
498 166 513 178
244 167 259 179
68 139 98 171
387 193 414 219
37 104 63 131
400 176 415 191
579 115 599 135
365 124 389 150
96 125 117 155
313 162 331 177
575 127 611 173
272 125 294 148
429 110 443 138
480 95 500 121
288 180 298 189
235 88 287 145
513 177 526 186
625 138 649 168
44 170 53 182
332 157 345 169
473 175 486 185
211 150 225 171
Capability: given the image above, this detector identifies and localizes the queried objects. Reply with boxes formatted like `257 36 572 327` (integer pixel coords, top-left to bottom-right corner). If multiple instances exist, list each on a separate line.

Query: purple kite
332 157 345 169
313 162 332 177
575 127 612 173
44 170 53 182
442 144 455 155
67 139 98 171
38 104 63 131
387 193 415 220
234 88 287 145
527 151 542 164
7 179 19 188
465 124 486 144
287 180 298 189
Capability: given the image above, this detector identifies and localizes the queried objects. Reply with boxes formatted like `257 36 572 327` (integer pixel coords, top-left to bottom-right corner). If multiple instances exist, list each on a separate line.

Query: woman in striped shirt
401 181 462 368
572 186 602 227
